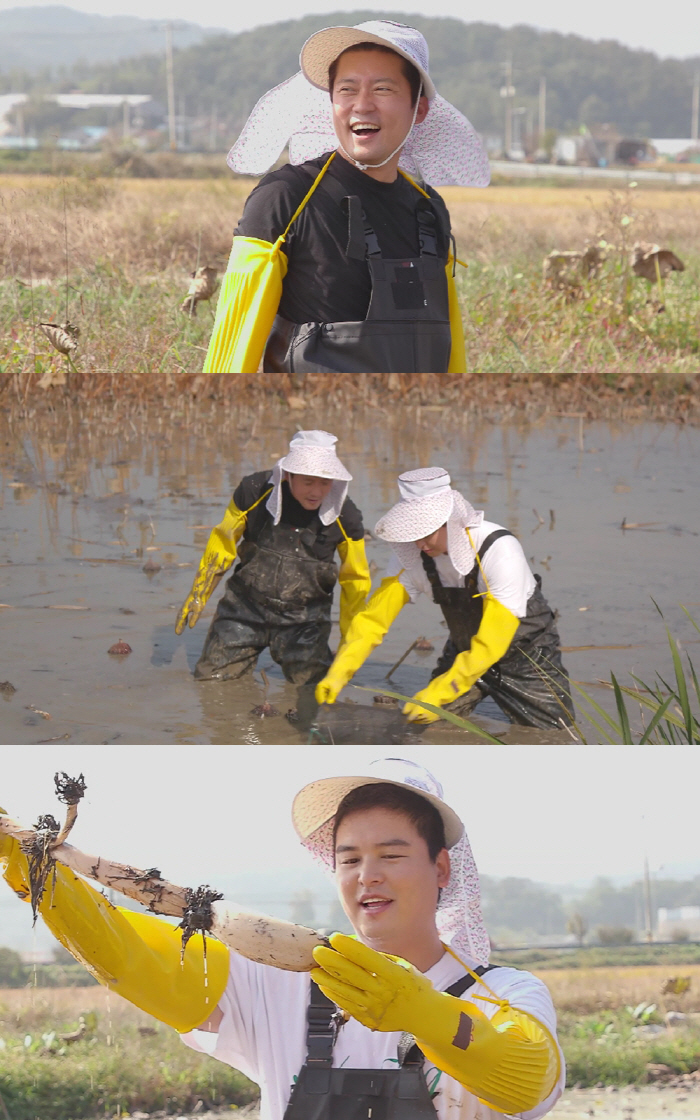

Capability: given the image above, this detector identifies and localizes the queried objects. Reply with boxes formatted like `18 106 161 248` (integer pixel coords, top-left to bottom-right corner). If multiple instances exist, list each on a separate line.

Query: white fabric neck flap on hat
381 469 484 575
266 430 349 526
299 758 490 969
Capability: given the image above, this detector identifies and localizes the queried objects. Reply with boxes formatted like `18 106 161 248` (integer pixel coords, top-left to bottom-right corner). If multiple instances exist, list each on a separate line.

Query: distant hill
5 9 697 139
0 6 226 73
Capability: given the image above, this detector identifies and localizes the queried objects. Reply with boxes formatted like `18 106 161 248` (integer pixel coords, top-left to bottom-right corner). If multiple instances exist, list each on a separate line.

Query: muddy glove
315 576 409 704
175 499 246 634
403 595 519 722
0 813 229 1032
312 934 559 1114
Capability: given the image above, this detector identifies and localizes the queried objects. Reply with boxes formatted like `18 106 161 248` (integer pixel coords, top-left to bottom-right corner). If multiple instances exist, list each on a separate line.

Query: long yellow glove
0 816 229 1032
336 535 371 641
403 594 520 723
175 499 247 634
312 934 559 1115
203 236 288 374
315 576 410 704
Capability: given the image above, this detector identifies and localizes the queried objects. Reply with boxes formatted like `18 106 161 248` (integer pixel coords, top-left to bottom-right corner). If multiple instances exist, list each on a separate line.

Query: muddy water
1 407 698 745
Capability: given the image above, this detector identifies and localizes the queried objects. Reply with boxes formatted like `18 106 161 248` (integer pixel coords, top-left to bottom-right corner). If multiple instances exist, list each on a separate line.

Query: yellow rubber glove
203 236 287 374
0 815 229 1032
315 576 410 704
336 535 372 641
403 594 520 722
175 499 247 634
312 934 559 1115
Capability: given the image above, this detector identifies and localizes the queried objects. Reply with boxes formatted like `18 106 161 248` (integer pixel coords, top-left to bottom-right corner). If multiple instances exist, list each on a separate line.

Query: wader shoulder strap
314 172 380 259
399 965 500 1068
303 981 337 1094
478 529 514 562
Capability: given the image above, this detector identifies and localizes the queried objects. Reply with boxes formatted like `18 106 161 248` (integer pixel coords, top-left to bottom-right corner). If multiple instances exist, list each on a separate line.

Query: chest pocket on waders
234 518 338 611
282 966 499 1120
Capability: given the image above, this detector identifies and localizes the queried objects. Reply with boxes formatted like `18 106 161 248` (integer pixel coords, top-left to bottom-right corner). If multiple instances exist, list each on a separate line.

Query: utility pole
165 21 177 152
500 58 515 158
122 98 130 142
643 856 654 944
692 69 699 145
539 75 547 151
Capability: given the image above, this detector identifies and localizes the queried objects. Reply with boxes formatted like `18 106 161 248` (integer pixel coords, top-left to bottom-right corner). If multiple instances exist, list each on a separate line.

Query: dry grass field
1 175 698 411
535 964 700 1013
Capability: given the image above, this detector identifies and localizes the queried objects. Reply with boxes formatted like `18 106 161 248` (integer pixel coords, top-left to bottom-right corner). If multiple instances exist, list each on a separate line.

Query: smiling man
174 430 369 700
202 21 490 374
1 760 565 1120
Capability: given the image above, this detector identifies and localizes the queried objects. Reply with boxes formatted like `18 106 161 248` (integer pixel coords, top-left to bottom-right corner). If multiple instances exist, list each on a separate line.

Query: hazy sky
2 746 698 891
5 0 700 59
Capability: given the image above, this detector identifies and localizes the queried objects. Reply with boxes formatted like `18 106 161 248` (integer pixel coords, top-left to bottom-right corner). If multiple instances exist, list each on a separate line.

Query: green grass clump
0 1021 256 1120
492 944 700 969
560 1009 700 1086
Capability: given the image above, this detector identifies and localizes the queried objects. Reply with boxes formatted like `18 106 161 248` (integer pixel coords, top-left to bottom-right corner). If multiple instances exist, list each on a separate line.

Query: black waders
422 531 575 729
195 513 338 689
265 175 452 374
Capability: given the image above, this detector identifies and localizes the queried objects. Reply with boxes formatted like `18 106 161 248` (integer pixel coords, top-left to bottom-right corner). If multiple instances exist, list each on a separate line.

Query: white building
657 905 700 940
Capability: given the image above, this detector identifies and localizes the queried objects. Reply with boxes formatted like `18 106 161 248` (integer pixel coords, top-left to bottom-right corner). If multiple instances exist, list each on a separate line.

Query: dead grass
1 175 699 412
534 964 700 1014
0 984 149 1034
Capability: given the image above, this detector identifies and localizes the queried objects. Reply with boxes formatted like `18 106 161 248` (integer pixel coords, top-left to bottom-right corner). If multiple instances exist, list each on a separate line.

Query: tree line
2 10 698 139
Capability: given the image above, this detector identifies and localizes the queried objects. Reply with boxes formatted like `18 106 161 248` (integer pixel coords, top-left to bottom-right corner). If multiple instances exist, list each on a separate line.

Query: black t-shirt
235 153 451 323
233 471 364 562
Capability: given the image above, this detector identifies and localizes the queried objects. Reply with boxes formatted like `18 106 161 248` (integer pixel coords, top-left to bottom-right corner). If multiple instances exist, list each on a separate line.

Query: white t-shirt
182 950 565 1120
386 521 536 620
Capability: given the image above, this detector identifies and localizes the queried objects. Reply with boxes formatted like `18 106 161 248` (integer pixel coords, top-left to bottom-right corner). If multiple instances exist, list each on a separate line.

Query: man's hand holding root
311 933 560 1115
311 932 438 1033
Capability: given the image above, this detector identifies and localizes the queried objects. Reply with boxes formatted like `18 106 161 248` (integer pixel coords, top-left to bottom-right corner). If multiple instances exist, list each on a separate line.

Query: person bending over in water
316 467 574 729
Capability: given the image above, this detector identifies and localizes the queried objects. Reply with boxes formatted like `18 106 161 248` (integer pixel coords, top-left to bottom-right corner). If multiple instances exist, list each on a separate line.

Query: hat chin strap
337 82 422 172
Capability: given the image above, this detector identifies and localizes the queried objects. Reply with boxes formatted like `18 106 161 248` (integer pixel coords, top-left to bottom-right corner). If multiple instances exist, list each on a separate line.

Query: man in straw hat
176 430 370 695
202 20 490 375
316 468 575 729
1 758 565 1120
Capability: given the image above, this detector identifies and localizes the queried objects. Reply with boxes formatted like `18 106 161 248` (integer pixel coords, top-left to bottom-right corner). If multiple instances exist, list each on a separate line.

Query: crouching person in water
175 430 370 701
316 467 575 729
0 758 565 1120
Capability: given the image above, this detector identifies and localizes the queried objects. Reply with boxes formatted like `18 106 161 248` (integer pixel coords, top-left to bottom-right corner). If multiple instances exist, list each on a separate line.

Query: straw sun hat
292 757 464 857
227 20 490 187
374 467 484 575
266 430 351 526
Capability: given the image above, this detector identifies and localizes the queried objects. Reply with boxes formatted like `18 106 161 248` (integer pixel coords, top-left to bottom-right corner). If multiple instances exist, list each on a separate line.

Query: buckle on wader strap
304 981 338 1093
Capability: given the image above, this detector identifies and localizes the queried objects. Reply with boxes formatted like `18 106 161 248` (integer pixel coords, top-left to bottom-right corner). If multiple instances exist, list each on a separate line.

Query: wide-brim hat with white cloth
227 20 490 187
266 430 351 526
292 757 490 967
374 467 484 575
